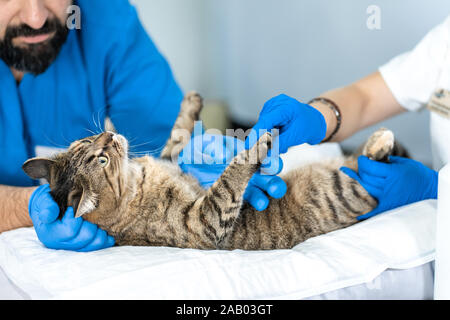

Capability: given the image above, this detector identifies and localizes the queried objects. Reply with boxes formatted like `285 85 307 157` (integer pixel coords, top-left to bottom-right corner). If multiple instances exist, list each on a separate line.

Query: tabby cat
22 92 399 250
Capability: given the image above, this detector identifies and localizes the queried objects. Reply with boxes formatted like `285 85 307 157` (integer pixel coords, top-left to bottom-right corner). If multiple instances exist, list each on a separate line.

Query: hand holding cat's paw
246 94 327 153
247 132 273 165
340 155 438 221
29 184 115 251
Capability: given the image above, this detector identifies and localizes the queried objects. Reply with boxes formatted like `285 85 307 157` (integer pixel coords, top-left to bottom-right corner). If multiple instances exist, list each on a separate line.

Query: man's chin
5 49 57 75
0 24 68 76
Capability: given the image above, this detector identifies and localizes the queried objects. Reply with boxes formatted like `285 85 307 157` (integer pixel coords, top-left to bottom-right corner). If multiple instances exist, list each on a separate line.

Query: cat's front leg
193 132 272 248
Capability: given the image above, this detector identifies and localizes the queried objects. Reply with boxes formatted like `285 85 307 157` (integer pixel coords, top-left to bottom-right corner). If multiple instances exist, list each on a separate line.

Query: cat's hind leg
160 92 203 161
343 128 395 170
361 128 395 162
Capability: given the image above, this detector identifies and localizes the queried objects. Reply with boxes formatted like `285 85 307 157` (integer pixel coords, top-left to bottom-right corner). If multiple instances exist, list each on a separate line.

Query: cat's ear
69 188 98 218
22 158 56 182
104 117 116 133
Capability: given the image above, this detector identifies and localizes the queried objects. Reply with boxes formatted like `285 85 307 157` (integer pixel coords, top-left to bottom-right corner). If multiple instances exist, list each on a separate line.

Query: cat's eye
80 140 92 144
98 156 109 167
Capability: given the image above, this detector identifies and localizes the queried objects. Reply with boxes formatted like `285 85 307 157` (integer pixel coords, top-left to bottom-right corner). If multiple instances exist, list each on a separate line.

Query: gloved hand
29 184 115 251
340 155 438 220
246 94 327 153
179 133 287 211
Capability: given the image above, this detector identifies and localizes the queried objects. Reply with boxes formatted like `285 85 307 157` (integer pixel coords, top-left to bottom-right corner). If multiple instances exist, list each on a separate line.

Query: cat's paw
182 91 203 118
363 128 394 162
249 132 272 165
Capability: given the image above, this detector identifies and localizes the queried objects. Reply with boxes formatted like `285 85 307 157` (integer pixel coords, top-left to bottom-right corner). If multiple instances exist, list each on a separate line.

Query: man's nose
19 0 49 30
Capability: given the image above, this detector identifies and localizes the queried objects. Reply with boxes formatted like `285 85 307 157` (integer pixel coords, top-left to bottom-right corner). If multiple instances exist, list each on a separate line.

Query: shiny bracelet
308 97 342 143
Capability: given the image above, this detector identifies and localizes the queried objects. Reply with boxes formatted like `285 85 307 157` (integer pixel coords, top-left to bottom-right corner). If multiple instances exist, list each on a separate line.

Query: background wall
131 0 450 165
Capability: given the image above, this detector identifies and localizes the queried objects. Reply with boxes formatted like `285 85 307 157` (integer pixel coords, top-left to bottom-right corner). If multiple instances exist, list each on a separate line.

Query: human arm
310 71 405 142
248 71 405 153
0 185 34 233
250 13 450 148
313 15 450 142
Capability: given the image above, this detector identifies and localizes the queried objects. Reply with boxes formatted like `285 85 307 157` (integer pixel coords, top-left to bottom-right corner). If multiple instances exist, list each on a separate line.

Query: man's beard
0 18 69 75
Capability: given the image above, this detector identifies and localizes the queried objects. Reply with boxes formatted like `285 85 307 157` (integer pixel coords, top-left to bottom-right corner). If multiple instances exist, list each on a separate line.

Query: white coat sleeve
379 15 450 112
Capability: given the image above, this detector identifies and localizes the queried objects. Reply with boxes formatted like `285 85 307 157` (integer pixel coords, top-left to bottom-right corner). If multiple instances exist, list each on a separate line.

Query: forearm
0 185 36 233
309 71 405 142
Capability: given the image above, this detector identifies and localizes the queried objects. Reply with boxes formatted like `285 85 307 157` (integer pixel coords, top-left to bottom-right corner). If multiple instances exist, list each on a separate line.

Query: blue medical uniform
0 0 183 187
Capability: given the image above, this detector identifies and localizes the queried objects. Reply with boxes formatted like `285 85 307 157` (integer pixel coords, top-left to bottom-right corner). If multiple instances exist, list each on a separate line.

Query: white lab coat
379 15 450 170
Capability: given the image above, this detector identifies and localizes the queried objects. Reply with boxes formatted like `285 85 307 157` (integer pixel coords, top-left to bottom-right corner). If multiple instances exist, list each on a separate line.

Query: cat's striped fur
22 92 397 250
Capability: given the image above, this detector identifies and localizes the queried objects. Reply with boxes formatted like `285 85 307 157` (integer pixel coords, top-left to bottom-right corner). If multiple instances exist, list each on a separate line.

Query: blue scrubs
0 0 183 187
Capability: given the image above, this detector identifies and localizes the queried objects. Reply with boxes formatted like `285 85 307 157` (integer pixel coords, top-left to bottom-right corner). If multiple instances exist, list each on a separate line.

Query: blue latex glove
246 94 327 153
340 155 438 220
29 184 115 251
179 133 287 211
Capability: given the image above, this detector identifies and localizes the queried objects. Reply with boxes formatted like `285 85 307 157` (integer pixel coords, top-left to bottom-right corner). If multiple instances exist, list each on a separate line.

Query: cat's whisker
59 131 77 147
128 139 162 150
91 109 107 135
128 150 164 157
128 152 163 157
127 137 140 145
92 113 98 132
96 110 103 133
99 109 109 134
43 134 70 149
129 147 164 153
83 128 98 136
91 113 102 135
128 145 166 155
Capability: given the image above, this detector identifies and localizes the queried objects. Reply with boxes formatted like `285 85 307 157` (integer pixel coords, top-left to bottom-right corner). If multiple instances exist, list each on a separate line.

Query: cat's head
22 131 129 219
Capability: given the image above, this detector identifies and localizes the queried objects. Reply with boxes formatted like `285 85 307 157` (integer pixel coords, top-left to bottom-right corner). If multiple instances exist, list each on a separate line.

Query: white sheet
0 262 434 300
0 200 436 300
306 262 434 300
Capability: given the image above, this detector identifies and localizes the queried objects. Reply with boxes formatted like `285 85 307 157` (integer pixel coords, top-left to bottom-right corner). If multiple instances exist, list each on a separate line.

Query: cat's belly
222 163 375 250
